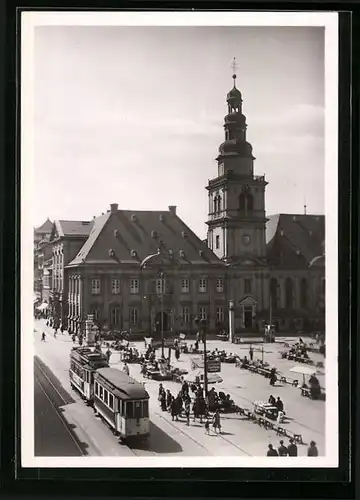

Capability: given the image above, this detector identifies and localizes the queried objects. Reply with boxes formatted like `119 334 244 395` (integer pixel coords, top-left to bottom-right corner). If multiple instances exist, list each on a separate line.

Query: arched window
239 193 246 210
246 193 254 211
285 278 294 310
300 278 308 309
270 278 278 309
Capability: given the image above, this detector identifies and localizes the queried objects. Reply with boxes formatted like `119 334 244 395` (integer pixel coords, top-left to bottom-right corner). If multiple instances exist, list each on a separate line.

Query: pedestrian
205 419 210 435
269 368 277 386
249 345 254 361
46 320 49 327
158 383 165 400
171 398 178 421
160 392 167 411
287 439 298 457
268 395 276 406
41 331 46 342
276 397 284 412
106 348 112 364
54 329 57 338
182 380 189 399
123 362 129 376
185 398 191 426
166 389 172 410
267 444 279 457
278 440 288 456
307 440 318 457
212 409 221 434
60 324 65 334
72 334 76 344
175 347 180 361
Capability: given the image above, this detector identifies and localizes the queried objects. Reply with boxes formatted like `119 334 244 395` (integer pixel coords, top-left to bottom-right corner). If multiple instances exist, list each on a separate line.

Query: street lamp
194 316 208 398
140 251 166 359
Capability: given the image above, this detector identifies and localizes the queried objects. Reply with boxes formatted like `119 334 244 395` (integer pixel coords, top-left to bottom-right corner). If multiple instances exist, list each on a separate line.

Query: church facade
205 70 325 333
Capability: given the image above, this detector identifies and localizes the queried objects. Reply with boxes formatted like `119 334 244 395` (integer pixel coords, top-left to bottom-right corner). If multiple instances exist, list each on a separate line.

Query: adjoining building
34 218 53 308
48 219 93 326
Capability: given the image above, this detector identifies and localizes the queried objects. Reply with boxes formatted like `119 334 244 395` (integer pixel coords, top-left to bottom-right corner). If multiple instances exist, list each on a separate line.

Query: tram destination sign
206 360 221 373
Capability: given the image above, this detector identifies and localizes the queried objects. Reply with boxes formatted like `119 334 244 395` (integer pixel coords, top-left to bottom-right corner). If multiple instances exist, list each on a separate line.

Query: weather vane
231 57 237 81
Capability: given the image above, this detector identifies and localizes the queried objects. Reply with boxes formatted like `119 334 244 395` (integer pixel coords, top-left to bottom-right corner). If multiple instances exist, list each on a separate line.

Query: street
34 356 87 456
33 319 325 457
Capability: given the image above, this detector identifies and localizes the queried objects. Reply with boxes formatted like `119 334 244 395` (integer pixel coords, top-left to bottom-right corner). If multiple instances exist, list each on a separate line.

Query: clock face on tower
242 234 251 246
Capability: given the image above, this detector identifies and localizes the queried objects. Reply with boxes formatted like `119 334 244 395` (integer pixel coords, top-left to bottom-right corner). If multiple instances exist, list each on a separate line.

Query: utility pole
194 317 208 398
160 271 165 359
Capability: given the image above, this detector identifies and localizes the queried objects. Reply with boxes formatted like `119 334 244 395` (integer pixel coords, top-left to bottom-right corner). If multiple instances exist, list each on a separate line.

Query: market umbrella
289 365 319 385
184 369 223 385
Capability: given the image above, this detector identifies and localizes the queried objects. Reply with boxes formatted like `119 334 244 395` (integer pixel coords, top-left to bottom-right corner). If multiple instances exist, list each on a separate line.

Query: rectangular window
99 385 103 399
103 389 108 405
91 278 101 295
215 235 220 249
95 381 98 395
130 278 139 294
199 278 208 293
108 393 114 410
156 278 165 295
143 400 149 418
181 278 190 293
216 278 224 293
126 401 134 418
199 306 207 321
111 307 121 326
181 306 190 323
130 308 139 325
111 279 120 294
244 279 252 294
216 306 224 323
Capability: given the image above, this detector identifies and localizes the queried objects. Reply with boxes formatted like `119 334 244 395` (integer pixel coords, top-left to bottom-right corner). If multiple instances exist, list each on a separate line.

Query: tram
93 367 150 441
69 347 109 403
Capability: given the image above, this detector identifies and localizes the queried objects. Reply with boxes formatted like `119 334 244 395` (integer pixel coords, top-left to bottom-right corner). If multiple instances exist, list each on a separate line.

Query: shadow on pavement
130 421 183 454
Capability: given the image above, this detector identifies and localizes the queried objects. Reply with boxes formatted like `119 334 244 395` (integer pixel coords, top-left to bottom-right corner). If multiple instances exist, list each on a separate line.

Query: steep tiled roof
266 214 325 267
35 218 53 234
54 219 94 238
67 208 223 267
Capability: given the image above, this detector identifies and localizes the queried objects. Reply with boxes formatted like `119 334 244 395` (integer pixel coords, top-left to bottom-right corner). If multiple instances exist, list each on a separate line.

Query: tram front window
143 400 149 418
134 401 142 419
126 401 134 418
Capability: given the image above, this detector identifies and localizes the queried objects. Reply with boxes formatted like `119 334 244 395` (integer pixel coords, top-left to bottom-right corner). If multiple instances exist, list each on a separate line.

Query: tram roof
95 368 149 400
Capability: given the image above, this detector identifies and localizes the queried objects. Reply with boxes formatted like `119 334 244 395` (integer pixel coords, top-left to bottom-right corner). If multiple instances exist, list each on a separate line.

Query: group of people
267 439 318 457
207 387 236 412
268 394 285 422
157 381 222 434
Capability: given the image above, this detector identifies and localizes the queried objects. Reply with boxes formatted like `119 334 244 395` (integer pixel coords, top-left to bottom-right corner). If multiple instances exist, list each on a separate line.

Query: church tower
206 60 268 265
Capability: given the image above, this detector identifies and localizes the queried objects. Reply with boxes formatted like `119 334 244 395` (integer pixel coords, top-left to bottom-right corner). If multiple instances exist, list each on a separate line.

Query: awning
37 302 49 311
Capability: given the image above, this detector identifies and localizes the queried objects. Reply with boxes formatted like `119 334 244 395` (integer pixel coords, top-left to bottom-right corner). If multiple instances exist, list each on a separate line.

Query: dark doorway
244 307 253 328
155 312 168 332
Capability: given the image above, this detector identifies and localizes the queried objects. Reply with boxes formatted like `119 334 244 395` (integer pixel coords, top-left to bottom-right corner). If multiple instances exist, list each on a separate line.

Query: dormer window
181 231 188 238
131 214 137 222
179 250 185 258
131 250 137 258
151 230 158 238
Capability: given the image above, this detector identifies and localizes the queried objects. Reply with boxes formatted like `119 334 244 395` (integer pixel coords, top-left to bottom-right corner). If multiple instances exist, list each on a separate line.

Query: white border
21 11 339 468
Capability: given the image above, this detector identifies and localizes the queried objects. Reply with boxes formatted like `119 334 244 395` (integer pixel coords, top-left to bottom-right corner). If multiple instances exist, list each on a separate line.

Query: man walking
41 331 46 342
123 361 129 376
249 345 254 361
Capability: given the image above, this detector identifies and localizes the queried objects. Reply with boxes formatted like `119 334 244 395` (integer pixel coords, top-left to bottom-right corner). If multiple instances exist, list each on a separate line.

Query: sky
32 25 325 238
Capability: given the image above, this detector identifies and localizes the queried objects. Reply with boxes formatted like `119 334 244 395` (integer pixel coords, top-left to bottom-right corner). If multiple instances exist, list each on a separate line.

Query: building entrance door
244 306 253 328
155 312 168 332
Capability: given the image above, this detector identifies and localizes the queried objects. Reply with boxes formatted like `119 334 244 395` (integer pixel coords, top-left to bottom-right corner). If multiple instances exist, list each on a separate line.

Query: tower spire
231 57 237 86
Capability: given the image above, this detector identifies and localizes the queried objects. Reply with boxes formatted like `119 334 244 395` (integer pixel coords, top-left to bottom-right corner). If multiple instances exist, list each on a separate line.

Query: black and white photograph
22 11 339 468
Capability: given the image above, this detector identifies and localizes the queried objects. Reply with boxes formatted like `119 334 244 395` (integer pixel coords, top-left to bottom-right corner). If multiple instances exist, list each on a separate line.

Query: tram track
34 357 86 456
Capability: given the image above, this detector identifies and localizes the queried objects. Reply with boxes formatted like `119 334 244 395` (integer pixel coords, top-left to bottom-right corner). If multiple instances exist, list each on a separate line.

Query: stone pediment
239 295 258 306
